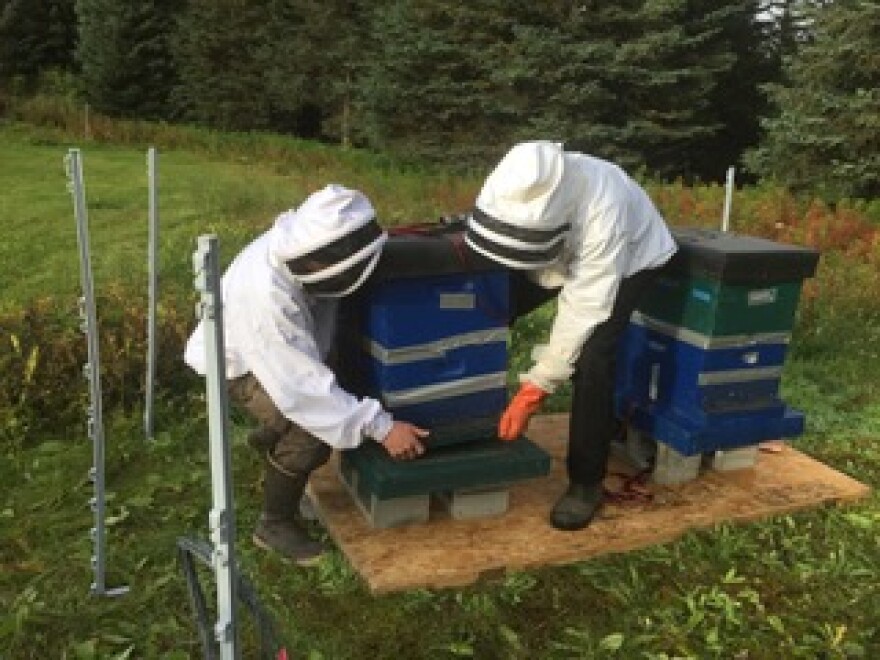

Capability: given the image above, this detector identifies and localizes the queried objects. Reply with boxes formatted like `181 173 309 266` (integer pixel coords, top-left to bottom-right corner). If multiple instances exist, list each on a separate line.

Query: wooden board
308 413 870 594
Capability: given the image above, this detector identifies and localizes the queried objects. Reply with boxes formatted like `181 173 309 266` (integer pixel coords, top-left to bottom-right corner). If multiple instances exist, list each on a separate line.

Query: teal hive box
339 435 552 500
638 228 820 337
638 275 806 336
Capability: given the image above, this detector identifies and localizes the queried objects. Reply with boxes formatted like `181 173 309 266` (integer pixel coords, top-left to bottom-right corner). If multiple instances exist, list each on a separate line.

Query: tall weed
0 287 197 448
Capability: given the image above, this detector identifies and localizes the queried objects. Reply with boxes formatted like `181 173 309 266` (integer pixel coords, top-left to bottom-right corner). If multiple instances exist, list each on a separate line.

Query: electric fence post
145 147 159 441
722 166 735 232
193 235 240 660
64 148 129 598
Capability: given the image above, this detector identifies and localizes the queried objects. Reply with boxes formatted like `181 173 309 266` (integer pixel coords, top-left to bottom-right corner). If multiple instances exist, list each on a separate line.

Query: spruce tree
75 0 179 119
359 1 744 177
606 1 738 179
172 0 279 131
0 0 76 84
497 3 622 155
688 1 778 181
172 0 363 138
358 0 522 165
746 1 879 199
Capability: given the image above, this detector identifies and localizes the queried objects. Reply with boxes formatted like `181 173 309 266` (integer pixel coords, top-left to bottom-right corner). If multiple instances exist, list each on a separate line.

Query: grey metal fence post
193 235 240 660
145 147 159 440
64 148 129 598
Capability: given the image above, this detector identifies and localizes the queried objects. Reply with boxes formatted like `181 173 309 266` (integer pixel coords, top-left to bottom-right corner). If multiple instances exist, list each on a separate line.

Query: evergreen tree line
1 0 876 197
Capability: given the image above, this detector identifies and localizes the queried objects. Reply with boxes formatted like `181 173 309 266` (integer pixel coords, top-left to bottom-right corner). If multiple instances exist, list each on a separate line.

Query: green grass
1 119 878 658
0 122 482 309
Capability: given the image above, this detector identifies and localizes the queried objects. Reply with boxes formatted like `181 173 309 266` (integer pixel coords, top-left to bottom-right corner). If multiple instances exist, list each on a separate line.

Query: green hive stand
339 435 552 528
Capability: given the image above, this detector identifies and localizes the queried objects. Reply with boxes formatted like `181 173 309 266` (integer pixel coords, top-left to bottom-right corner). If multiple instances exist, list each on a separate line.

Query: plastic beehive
335 227 552 524
615 228 819 457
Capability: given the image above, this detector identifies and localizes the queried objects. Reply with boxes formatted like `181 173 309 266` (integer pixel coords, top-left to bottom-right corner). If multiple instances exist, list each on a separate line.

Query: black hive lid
370 220 500 281
665 227 821 284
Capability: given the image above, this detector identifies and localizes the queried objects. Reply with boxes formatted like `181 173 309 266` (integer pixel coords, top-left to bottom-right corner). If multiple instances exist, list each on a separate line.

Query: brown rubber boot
253 457 327 566
247 426 280 454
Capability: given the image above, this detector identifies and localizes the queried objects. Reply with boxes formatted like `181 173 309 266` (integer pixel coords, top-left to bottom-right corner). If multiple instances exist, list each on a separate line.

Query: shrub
0 287 198 448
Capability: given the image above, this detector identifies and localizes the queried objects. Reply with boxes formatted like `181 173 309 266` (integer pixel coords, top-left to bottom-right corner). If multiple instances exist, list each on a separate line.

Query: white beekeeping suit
466 141 677 394
185 184 392 449
465 141 677 532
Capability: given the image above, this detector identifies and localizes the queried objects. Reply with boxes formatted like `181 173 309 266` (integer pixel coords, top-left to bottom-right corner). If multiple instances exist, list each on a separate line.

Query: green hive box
340 436 552 500
638 228 820 337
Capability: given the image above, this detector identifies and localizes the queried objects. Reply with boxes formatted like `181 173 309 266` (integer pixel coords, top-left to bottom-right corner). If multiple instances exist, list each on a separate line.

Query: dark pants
510 267 660 486
227 373 331 477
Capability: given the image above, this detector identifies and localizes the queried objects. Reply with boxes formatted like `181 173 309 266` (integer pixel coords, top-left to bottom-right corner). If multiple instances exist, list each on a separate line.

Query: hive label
748 288 777 305
439 292 476 309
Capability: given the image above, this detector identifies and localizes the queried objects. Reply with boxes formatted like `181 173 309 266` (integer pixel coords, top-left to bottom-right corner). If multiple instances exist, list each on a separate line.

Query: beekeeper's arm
498 212 628 441
246 298 427 457
523 219 628 393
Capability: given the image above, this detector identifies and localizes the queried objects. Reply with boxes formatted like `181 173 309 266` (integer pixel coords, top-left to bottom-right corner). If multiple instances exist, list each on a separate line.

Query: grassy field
1 119 878 659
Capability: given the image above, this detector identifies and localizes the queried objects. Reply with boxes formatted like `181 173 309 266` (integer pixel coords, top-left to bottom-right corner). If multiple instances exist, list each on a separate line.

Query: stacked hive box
615 227 820 483
336 227 551 527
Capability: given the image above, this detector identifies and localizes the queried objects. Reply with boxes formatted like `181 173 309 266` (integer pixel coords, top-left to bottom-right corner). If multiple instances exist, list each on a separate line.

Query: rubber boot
253 457 327 566
247 426 279 454
550 482 604 531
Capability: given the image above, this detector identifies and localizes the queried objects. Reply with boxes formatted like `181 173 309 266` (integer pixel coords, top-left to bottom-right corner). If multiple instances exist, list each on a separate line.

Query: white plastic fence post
193 235 240 660
64 148 129 598
722 166 735 232
144 147 159 440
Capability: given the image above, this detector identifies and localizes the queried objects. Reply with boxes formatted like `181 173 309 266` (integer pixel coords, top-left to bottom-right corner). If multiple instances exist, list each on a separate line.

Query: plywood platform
308 413 870 594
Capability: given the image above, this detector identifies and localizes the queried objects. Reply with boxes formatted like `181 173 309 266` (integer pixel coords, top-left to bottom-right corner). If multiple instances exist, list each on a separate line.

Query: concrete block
652 442 702 485
363 492 431 529
611 427 657 471
338 459 430 528
438 487 509 520
708 445 758 472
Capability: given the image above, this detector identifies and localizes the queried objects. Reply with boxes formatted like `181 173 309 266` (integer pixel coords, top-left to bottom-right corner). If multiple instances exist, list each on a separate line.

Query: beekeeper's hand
498 382 548 441
381 421 429 460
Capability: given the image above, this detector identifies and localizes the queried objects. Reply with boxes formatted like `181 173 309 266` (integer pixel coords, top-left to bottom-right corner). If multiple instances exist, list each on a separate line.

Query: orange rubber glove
498 382 548 441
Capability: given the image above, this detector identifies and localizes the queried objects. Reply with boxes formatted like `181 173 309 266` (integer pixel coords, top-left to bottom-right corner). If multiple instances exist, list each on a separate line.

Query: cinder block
337 459 430 528
652 442 702 485
708 445 758 472
437 487 509 520
611 427 657 471
363 492 431 529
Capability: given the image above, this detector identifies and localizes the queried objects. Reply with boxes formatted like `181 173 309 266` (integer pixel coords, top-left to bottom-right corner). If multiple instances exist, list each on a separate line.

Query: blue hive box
617 312 791 421
357 269 509 428
624 402 804 456
615 312 805 455
337 228 511 440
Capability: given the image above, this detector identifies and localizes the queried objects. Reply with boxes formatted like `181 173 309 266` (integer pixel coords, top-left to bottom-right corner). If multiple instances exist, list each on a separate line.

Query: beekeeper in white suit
466 141 676 531
185 184 428 564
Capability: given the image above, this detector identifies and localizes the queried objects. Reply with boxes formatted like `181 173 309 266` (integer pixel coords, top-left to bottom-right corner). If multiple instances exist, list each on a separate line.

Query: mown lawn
1 121 878 659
